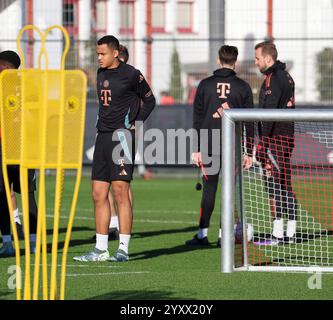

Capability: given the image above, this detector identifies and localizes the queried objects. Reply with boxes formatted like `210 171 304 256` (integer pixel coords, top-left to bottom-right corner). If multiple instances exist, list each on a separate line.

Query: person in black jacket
0 50 38 257
74 35 155 262
255 41 297 244
186 45 254 247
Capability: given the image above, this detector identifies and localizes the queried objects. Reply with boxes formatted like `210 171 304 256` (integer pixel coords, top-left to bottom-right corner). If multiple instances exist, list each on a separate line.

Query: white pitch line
66 271 150 277
31 264 122 268
45 214 196 225
44 207 198 215
47 214 94 221
65 264 121 268
134 218 195 225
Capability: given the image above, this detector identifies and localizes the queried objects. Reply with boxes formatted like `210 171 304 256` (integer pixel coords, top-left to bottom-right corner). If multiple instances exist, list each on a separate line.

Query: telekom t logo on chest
101 89 112 106
217 83 230 99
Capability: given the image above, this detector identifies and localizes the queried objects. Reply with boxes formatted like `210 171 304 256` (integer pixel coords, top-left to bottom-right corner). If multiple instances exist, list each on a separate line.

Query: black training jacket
96 61 156 132
258 60 295 138
193 68 254 155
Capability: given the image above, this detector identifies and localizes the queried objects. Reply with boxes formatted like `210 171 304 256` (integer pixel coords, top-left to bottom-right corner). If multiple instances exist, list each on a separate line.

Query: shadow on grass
15 239 95 256
14 226 96 255
87 289 191 300
130 242 218 261
0 290 13 298
132 226 197 239
14 226 95 242
63 225 200 252
46 226 95 236
14 225 210 256
253 229 333 244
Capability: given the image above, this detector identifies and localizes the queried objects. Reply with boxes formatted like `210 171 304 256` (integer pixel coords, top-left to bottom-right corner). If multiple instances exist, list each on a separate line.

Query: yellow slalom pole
32 28 50 300
17 25 50 299
59 171 80 299
0 74 22 300
33 171 48 300
40 32 50 300
19 63 31 300
1 163 22 300
44 25 70 71
16 25 43 69
50 169 64 300
32 25 54 299
12 23 86 300
60 73 86 300
17 26 47 299
20 167 31 300
44 25 70 301
41 178 48 300
33 169 45 300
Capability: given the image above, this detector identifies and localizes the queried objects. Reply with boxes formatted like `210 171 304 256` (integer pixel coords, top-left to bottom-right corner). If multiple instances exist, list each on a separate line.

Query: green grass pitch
1 175 333 300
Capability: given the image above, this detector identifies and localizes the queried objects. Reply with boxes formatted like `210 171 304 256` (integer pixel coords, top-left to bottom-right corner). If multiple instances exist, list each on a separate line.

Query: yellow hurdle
0 25 87 300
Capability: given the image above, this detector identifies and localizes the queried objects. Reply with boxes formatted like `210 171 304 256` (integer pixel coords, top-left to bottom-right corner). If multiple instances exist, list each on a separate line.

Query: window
63 3 74 27
177 1 193 33
63 0 78 36
93 0 108 34
152 1 166 33
120 1 135 34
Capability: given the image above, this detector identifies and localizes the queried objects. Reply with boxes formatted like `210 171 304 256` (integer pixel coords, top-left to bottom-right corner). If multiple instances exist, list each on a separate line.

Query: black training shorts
92 129 135 182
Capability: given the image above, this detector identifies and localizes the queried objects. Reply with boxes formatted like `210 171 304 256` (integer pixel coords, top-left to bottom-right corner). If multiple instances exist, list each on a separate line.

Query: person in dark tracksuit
254 41 297 244
186 45 254 247
74 35 155 262
0 50 38 257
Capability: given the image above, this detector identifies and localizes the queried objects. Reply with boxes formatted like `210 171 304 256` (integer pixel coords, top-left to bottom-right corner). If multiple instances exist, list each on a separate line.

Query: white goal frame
221 109 333 273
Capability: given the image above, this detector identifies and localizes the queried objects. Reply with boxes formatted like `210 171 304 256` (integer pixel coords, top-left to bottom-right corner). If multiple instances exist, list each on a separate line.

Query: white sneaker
73 248 110 262
0 243 15 258
270 237 282 245
109 249 129 262
253 237 281 246
272 219 284 239
287 220 297 238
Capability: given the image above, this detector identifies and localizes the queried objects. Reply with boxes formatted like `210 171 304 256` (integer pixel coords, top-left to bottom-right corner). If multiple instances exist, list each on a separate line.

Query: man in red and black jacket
255 41 298 244
187 45 254 247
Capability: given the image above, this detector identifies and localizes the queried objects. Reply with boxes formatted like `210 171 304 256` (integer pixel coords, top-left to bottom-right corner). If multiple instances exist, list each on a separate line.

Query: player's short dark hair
255 41 278 61
0 50 21 68
97 35 120 51
118 45 129 63
218 45 238 65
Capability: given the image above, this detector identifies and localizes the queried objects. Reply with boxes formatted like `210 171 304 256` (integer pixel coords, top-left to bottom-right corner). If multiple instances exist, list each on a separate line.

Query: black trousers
197 151 243 229
198 153 224 229
265 136 298 220
199 173 220 229
0 191 38 237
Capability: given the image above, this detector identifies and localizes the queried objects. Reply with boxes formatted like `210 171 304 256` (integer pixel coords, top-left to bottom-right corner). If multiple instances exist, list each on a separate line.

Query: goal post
221 109 333 273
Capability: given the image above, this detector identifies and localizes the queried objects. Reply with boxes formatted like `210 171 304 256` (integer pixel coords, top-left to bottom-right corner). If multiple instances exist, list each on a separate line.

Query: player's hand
264 161 272 176
242 155 253 170
255 142 267 165
192 152 202 167
264 162 271 170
